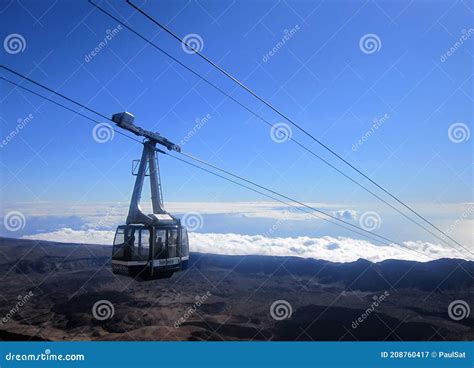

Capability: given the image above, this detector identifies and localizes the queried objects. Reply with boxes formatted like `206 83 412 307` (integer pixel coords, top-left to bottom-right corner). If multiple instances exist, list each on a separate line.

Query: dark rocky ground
0 237 472 341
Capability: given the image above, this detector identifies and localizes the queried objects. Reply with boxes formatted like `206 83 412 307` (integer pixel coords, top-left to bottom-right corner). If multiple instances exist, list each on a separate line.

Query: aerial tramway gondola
110 112 189 280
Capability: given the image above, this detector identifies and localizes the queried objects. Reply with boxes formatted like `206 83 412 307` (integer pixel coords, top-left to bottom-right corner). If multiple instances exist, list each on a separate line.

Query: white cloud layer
21 228 463 263
3 201 353 223
23 228 116 245
6 201 473 261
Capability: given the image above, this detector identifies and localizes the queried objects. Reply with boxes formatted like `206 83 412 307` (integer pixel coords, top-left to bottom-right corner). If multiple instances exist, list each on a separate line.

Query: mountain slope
0 237 472 341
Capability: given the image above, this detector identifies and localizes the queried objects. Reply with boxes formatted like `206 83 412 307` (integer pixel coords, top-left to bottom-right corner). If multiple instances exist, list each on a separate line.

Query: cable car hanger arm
111 112 181 152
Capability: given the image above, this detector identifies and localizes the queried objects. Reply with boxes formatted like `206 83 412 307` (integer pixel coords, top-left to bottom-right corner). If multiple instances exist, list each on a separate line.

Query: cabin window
167 229 178 258
181 228 189 257
112 228 126 259
138 229 150 260
155 229 167 259
113 228 125 246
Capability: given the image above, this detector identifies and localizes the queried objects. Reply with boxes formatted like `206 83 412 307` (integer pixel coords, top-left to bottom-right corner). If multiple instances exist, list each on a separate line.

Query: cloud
7 201 473 260
188 233 456 262
332 209 357 220
21 229 460 263
23 228 116 245
3 201 354 223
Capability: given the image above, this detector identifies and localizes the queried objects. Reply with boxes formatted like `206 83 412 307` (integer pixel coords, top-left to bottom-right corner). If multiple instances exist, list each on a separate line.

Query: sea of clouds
2 201 471 263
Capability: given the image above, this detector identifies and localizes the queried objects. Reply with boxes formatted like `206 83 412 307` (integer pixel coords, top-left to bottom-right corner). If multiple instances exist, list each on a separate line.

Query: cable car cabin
112 223 189 280
109 112 189 281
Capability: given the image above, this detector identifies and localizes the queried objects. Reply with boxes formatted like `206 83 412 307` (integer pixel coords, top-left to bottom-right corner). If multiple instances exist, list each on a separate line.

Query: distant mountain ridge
191 253 473 291
2 237 472 292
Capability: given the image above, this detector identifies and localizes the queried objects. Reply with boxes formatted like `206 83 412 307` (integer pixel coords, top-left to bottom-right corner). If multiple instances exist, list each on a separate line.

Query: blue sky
0 0 472 256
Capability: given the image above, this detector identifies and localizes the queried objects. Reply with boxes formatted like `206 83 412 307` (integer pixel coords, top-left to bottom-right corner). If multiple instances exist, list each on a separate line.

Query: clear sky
0 0 472 258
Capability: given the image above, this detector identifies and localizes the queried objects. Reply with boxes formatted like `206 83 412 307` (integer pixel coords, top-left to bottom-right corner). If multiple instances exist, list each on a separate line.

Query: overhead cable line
125 0 469 253
1 66 109 122
0 69 414 248
88 0 469 254
0 72 394 247
0 76 142 144
0 72 445 261
164 152 436 262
